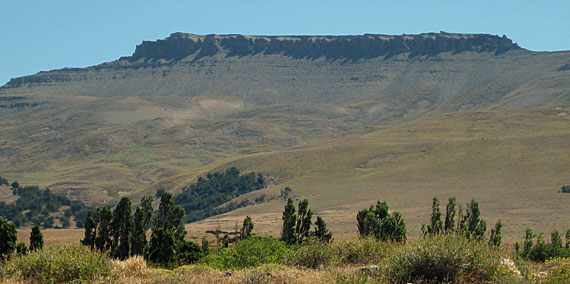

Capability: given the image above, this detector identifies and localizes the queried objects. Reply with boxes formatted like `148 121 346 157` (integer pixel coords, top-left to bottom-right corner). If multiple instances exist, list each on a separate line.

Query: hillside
1 32 569 238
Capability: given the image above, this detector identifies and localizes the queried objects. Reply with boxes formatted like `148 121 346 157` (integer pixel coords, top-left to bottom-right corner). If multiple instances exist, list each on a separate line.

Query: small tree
295 199 313 244
110 197 133 260
29 225 44 251
146 228 176 266
444 197 456 233
565 229 570 249
95 206 112 252
281 198 297 245
522 228 534 257
460 199 486 240
0 216 17 260
356 201 406 243
240 216 254 240
131 196 153 256
201 237 210 254
81 211 97 250
422 196 443 236
314 216 332 243
15 242 27 255
488 220 502 248
147 192 188 265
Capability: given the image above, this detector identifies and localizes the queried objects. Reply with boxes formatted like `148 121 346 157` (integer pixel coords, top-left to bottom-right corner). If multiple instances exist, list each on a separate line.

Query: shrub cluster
2 244 112 283
384 234 501 283
0 178 92 228
199 237 289 269
175 167 266 222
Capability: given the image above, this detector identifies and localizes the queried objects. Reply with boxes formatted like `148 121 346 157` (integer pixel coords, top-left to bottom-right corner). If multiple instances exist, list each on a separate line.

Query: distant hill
0 33 569 237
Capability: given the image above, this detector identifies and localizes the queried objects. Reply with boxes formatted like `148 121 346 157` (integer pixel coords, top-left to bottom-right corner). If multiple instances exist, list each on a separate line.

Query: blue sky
1 0 568 85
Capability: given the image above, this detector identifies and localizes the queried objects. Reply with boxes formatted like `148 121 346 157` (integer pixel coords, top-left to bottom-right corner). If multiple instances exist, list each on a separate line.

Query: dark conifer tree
488 220 502 247
81 211 97 250
281 198 296 245
444 197 456 233
0 217 17 260
295 199 313 244
314 216 332 243
95 206 112 252
29 225 44 251
131 196 153 256
111 197 133 260
240 216 254 240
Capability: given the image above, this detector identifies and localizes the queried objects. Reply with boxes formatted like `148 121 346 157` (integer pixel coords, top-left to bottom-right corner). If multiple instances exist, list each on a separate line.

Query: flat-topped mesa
130 32 523 62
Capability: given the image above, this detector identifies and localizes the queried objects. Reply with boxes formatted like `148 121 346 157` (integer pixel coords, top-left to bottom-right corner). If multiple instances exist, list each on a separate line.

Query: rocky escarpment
130 32 522 62
1 32 524 89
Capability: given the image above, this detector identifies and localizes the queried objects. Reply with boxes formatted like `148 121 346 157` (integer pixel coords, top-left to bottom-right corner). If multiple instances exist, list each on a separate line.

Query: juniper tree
240 216 254 240
147 192 188 264
201 236 210 254
81 211 97 250
111 197 133 260
551 229 563 249
15 242 27 255
444 197 456 233
281 198 297 245
423 196 443 236
356 201 406 243
488 220 502 248
95 206 112 252
295 199 313 244
153 192 186 241
131 196 153 256
523 228 534 257
0 217 17 260
356 207 376 237
460 199 486 239
146 228 176 266
29 225 44 251
314 216 332 243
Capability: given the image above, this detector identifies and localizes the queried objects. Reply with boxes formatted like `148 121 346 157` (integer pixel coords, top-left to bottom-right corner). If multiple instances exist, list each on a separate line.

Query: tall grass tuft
284 240 336 268
111 255 149 279
3 244 112 284
384 234 501 284
334 237 398 265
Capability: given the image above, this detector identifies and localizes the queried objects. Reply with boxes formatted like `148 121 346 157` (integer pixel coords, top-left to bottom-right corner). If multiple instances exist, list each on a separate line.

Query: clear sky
1 0 568 85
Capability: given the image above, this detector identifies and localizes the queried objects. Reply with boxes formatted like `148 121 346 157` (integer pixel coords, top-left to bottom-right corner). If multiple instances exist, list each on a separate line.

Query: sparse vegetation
174 167 266 222
2 244 112 283
0 178 93 228
0 194 569 283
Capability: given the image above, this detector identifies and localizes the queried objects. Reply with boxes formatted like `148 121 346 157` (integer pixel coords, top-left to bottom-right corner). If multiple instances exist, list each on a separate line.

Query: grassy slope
14 108 570 244
182 109 570 240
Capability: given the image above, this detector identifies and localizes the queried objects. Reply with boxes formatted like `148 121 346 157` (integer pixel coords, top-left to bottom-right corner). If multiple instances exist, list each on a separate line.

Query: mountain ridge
1 32 527 89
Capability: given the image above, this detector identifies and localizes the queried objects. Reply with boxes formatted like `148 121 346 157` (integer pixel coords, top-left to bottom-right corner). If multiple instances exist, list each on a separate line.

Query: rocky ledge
130 32 522 62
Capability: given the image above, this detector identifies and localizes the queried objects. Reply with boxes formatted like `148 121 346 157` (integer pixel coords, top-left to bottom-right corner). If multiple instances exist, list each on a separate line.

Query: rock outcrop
130 32 522 63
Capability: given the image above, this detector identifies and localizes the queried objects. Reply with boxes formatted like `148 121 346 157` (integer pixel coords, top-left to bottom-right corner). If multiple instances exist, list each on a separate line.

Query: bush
544 257 570 284
199 237 289 269
384 234 500 284
334 237 398 265
3 244 112 283
284 240 336 268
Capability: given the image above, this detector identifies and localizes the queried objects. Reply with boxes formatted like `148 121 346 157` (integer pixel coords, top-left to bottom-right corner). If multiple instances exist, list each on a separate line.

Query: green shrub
284 239 336 268
3 244 112 284
385 234 500 284
334 237 398 265
199 237 289 269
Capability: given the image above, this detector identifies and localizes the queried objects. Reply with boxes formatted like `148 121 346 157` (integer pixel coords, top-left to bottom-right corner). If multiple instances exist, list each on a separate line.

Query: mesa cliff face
130 32 522 62
2 32 525 89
